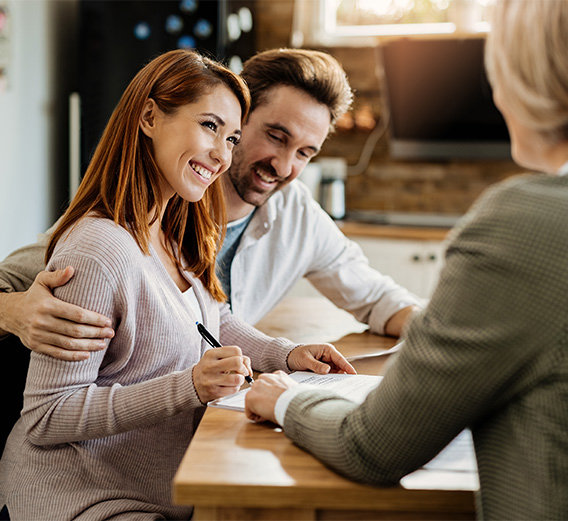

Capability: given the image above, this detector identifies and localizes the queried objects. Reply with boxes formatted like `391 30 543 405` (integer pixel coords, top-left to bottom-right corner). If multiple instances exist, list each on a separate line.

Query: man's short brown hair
241 48 353 130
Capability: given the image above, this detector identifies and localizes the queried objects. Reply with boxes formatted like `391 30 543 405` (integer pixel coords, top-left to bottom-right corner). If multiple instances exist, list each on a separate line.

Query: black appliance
76 0 256 175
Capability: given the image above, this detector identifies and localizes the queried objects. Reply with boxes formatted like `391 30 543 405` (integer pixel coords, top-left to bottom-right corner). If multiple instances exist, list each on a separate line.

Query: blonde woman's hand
245 370 296 424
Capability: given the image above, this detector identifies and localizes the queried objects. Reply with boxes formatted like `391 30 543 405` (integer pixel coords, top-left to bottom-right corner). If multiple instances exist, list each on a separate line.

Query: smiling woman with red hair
0 49 355 520
47 49 250 301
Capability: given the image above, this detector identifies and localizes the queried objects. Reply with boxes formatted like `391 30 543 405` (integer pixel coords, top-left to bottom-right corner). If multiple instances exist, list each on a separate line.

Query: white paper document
208 371 382 412
423 429 477 472
346 340 405 362
402 430 479 490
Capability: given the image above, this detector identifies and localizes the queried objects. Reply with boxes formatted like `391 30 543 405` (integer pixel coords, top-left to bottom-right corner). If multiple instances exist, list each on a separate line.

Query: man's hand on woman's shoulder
0 267 114 361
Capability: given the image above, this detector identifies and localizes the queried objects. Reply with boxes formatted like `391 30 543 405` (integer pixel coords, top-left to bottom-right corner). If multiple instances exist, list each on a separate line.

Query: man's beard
228 159 283 207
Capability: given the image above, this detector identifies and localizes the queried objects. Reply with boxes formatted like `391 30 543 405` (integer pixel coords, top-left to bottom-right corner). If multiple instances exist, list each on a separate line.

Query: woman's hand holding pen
192 346 253 404
287 343 356 375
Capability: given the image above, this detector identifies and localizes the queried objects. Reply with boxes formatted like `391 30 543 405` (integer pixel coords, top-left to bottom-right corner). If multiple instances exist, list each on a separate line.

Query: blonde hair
485 0 568 142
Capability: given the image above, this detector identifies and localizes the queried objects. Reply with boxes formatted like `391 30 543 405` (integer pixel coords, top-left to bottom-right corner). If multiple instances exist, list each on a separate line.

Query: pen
196 321 254 384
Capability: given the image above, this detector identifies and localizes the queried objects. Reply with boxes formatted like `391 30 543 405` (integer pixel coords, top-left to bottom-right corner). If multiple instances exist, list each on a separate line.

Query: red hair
46 50 250 301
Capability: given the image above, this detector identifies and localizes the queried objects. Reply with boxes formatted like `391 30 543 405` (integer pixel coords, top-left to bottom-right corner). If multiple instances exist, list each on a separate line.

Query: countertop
339 220 451 241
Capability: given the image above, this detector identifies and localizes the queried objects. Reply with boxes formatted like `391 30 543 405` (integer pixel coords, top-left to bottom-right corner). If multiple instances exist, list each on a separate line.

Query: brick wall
253 0 525 217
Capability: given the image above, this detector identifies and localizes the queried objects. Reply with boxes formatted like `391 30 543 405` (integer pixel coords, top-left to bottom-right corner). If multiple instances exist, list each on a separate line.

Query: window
292 0 492 47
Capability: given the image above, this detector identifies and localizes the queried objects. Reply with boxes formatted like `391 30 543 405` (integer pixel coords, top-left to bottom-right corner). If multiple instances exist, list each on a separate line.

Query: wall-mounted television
380 37 511 161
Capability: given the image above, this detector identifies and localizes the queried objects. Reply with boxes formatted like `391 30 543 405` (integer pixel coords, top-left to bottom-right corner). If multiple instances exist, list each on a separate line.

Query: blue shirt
216 211 255 307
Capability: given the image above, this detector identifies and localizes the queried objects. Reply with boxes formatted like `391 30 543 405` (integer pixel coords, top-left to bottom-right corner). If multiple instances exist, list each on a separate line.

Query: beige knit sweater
0 217 296 520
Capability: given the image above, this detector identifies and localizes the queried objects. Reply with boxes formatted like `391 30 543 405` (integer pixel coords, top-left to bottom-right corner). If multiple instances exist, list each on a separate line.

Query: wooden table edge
173 481 475 513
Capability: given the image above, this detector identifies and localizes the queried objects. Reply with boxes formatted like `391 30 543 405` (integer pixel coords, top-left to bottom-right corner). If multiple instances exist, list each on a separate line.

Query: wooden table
173 297 476 520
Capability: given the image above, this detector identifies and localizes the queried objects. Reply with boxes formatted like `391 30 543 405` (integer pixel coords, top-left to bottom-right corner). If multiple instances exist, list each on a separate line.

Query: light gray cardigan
0 217 296 520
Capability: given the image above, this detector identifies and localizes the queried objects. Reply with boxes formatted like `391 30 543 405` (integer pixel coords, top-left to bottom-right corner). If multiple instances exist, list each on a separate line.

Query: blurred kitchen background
0 0 524 264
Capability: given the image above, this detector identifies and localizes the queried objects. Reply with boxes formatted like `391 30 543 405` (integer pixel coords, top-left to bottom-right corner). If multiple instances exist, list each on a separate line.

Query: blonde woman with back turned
245 2 568 519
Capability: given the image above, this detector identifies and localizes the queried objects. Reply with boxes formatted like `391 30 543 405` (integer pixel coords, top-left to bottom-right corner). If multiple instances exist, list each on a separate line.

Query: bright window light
314 0 491 42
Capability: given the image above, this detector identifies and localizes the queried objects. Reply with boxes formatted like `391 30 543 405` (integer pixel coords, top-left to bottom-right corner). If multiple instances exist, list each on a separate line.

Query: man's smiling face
227 85 331 207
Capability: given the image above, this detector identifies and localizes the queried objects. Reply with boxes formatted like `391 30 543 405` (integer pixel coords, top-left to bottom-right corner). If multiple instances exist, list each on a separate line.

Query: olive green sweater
283 174 568 520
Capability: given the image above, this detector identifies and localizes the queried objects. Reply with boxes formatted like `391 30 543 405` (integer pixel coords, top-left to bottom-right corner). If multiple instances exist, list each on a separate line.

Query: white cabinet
352 237 446 299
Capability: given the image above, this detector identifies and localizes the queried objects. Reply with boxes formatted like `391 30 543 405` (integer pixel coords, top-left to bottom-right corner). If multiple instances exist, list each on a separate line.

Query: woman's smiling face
140 83 242 203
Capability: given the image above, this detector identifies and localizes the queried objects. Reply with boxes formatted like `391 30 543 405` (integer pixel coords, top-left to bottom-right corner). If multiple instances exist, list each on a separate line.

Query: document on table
345 340 405 362
423 429 477 472
402 430 479 490
208 371 383 412
208 370 479 489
